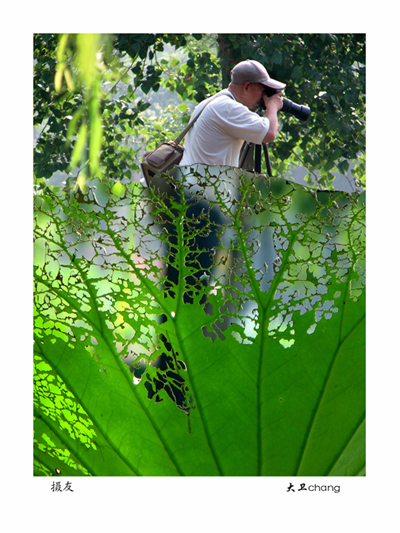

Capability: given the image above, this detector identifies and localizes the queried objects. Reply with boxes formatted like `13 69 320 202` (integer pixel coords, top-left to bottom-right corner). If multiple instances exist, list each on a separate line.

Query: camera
261 87 310 121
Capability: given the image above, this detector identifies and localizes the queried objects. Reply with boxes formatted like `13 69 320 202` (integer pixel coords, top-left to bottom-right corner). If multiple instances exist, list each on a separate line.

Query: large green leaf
33 166 365 476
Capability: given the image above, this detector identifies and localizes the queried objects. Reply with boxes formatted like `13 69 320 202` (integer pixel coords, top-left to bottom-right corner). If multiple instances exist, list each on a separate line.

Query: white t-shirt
179 89 270 167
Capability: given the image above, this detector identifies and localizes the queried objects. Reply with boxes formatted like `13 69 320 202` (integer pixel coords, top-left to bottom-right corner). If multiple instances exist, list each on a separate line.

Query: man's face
245 83 265 110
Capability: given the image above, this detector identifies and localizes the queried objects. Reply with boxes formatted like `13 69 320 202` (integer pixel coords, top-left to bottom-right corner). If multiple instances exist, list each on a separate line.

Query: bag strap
174 91 233 145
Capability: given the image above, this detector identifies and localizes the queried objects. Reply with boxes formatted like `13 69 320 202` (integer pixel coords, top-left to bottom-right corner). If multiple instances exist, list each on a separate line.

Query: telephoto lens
281 98 310 121
261 87 310 121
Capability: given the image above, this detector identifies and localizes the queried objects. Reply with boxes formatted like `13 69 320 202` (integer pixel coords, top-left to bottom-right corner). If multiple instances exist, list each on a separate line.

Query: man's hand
262 91 284 143
263 91 284 112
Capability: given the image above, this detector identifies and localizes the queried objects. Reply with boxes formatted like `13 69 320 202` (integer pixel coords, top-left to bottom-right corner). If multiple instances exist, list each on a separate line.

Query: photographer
168 59 287 298
180 59 286 167
147 60 287 410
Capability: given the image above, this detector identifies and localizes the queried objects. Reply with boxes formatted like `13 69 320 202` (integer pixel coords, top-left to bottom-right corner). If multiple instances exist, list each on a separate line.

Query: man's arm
262 92 283 143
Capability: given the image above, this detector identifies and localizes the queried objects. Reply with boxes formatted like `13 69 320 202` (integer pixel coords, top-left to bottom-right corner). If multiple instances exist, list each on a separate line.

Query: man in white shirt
180 59 285 167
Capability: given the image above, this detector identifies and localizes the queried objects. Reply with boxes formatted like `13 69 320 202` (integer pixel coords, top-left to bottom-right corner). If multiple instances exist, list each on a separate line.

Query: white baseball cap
230 59 286 90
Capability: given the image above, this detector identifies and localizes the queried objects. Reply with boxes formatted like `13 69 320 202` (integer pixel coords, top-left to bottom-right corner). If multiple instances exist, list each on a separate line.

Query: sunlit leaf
34 166 365 476
70 122 88 169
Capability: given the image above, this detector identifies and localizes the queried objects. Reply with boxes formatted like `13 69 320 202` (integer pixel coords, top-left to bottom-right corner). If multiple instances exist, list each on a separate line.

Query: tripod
238 141 273 176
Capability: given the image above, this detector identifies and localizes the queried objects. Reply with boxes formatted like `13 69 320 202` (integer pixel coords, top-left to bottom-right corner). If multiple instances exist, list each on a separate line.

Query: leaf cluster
34 33 365 191
216 34 365 188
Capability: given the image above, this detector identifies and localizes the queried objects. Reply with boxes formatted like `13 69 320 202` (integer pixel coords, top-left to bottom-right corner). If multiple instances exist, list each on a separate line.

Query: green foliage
34 167 365 476
162 34 221 102
33 33 366 477
216 34 365 188
34 33 365 190
35 33 163 182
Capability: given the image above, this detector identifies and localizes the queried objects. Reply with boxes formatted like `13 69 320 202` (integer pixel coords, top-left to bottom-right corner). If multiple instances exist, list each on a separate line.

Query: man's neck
227 83 241 102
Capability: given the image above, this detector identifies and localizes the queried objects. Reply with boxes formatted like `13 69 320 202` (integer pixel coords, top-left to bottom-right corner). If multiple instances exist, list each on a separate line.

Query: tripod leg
255 145 262 173
239 142 255 171
240 141 273 176
263 144 272 177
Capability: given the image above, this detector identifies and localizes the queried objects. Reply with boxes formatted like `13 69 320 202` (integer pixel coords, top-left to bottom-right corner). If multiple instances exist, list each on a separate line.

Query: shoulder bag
140 92 230 186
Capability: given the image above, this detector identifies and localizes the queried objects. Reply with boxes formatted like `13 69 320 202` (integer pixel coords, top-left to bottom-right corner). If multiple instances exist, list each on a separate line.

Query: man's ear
243 82 251 92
